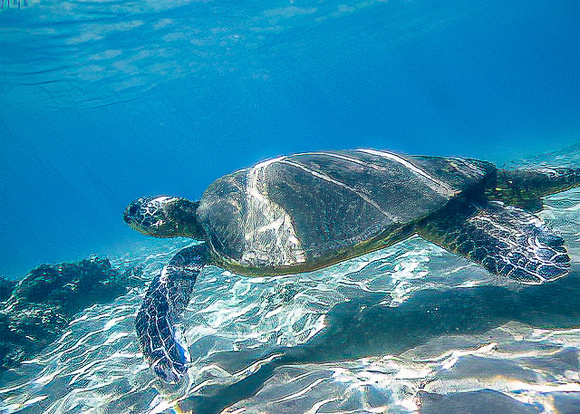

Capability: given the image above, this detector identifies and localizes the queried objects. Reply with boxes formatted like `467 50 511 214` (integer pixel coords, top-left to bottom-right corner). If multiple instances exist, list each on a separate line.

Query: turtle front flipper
135 244 208 383
418 201 570 284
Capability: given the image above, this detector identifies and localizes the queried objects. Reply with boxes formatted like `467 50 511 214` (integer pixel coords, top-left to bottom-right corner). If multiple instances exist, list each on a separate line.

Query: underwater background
1 0 580 413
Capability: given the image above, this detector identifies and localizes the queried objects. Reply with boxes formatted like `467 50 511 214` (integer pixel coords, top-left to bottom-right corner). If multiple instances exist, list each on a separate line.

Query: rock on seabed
0 256 142 372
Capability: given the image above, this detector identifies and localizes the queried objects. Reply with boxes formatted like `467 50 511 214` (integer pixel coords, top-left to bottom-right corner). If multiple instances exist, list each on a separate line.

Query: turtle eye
129 204 139 216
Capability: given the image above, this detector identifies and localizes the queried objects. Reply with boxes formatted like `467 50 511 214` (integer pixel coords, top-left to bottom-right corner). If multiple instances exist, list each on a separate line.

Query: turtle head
123 196 204 239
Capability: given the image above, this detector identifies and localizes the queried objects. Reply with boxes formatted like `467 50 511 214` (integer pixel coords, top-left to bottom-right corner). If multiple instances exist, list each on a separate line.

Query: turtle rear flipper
490 167 580 211
418 201 570 284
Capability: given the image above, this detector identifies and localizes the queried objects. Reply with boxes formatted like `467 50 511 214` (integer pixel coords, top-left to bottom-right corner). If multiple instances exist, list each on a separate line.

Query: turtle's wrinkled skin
124 149 580 383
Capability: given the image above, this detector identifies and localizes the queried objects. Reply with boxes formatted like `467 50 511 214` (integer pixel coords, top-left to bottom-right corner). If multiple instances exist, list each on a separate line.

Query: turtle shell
196 150 495 276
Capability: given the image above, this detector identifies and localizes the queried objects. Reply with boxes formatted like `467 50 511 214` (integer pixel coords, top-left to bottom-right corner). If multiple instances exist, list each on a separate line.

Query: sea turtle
123 149 579 382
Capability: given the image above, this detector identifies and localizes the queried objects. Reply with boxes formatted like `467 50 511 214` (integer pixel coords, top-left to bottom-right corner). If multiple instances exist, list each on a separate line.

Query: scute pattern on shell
196 150 495 275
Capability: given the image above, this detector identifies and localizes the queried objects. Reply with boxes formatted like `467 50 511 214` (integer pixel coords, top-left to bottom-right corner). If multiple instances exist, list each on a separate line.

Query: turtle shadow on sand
294 267 580 362
180 266 580 413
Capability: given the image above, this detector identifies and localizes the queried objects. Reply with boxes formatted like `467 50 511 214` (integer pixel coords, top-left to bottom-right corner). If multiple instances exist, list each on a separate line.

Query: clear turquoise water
1 0 580 412
1 0 579 277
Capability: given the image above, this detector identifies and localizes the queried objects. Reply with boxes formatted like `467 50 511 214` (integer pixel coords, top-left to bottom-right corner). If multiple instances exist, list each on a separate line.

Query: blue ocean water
1 0 579 277
1 0 580 413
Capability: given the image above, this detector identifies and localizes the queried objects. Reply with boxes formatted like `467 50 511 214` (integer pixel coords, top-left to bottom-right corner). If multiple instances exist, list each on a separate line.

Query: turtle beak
122 207 131 224
123 198 143 226
123 197 154 235
123 199 141 225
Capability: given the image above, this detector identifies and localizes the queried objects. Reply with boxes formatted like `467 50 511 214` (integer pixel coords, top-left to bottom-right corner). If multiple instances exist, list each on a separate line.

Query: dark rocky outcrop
0 278 16 302
0 256 143 372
